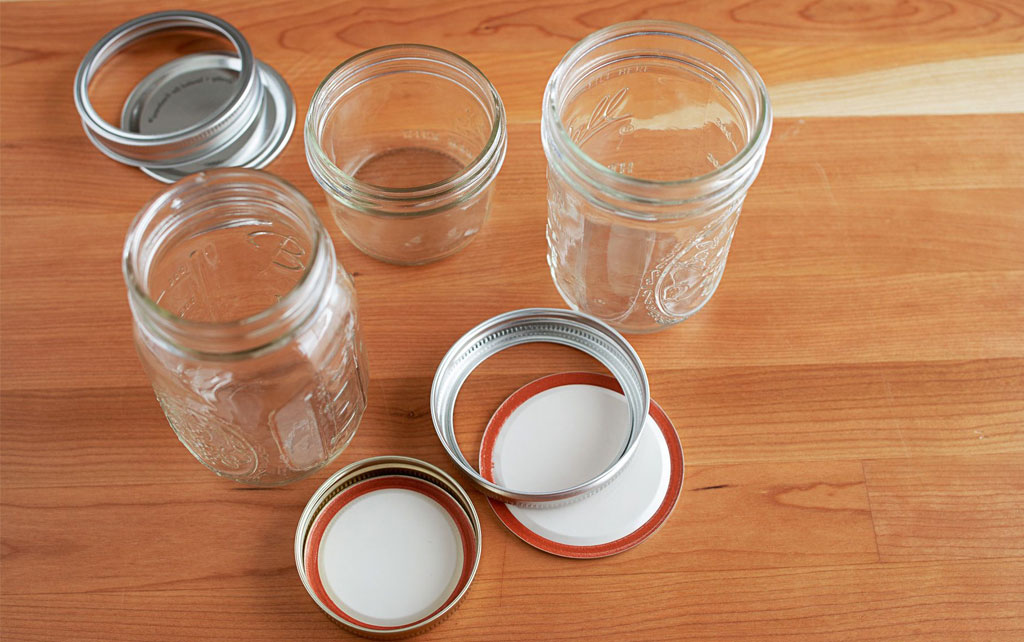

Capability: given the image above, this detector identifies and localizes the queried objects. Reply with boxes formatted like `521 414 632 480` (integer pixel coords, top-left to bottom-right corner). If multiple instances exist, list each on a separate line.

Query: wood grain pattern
1 0 1023 640
771 53 1024 117
866 454 1024 561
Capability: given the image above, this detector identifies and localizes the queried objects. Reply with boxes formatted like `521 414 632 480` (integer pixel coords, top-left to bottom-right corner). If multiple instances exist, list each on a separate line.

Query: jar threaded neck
123 169 336 357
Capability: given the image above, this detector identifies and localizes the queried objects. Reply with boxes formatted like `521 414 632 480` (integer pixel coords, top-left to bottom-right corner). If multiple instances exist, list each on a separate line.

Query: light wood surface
2 1 1023 640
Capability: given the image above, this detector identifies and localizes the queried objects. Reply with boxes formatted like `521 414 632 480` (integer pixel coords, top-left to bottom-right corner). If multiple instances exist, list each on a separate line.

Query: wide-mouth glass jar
305 45 507 265
123 169 369 485
542 21 772 333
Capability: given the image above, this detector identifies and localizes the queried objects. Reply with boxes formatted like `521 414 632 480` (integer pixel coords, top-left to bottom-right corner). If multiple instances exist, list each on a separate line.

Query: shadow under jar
305 45 507 265
123 169 369 485
542 21 772 333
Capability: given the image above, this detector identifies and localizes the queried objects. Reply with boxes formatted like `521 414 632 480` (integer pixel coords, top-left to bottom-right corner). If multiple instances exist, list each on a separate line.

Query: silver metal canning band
430 308 651 507
73 10 261 168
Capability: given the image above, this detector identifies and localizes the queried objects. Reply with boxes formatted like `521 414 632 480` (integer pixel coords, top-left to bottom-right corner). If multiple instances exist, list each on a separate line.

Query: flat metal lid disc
304 475 477 630
121 52 295 182
481 373 684 558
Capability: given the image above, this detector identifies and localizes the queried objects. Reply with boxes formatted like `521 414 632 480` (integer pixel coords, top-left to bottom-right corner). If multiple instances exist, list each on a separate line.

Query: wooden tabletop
2 1 1023 640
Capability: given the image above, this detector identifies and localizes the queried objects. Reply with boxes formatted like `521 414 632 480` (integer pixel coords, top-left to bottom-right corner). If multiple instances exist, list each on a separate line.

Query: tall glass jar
123 169 369 485
542 22 772 333
305 45 507 265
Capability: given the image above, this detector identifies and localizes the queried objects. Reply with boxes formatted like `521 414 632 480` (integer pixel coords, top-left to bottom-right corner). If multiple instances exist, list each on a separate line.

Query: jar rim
304 44 507 212
543 21 772 196
122 168 327 342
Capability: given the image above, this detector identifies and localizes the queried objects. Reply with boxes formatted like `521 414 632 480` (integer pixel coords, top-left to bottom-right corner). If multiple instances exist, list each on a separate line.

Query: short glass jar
123 169 369 485
305 45 507 265
542 22 772 333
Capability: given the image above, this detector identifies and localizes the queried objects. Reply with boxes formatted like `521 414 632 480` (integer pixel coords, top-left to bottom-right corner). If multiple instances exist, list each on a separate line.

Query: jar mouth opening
304 44 507 206
544 20 772 192
122 168 324 334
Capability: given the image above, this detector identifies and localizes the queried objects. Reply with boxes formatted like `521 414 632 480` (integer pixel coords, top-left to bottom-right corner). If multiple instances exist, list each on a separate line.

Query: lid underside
482 373 684 558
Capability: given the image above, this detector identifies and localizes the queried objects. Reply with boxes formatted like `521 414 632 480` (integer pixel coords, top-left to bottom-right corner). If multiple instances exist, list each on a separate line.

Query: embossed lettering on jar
123 169 369 485
542 22 772 333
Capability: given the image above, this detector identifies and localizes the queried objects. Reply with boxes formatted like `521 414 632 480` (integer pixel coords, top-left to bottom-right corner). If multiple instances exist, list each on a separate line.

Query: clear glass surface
123 169 368 485
305 45 507 265
542 22 772 333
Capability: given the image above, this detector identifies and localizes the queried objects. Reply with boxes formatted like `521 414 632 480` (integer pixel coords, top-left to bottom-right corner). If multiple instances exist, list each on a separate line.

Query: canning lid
431 308 651 506
73 10 294 182
295 456 482 639
481 372 684 558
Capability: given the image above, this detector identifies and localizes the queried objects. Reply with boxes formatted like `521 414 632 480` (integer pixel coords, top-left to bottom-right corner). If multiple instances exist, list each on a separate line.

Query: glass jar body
541 22 771 333
132 268 368 485
305 45 507 265
124 169 368 485
323 186 493 265
547 170 744 332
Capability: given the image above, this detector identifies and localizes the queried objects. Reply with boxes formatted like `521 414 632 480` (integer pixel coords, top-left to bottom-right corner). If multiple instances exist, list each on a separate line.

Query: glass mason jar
542 22 772 333
305 45 507 265
123 169 369 485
